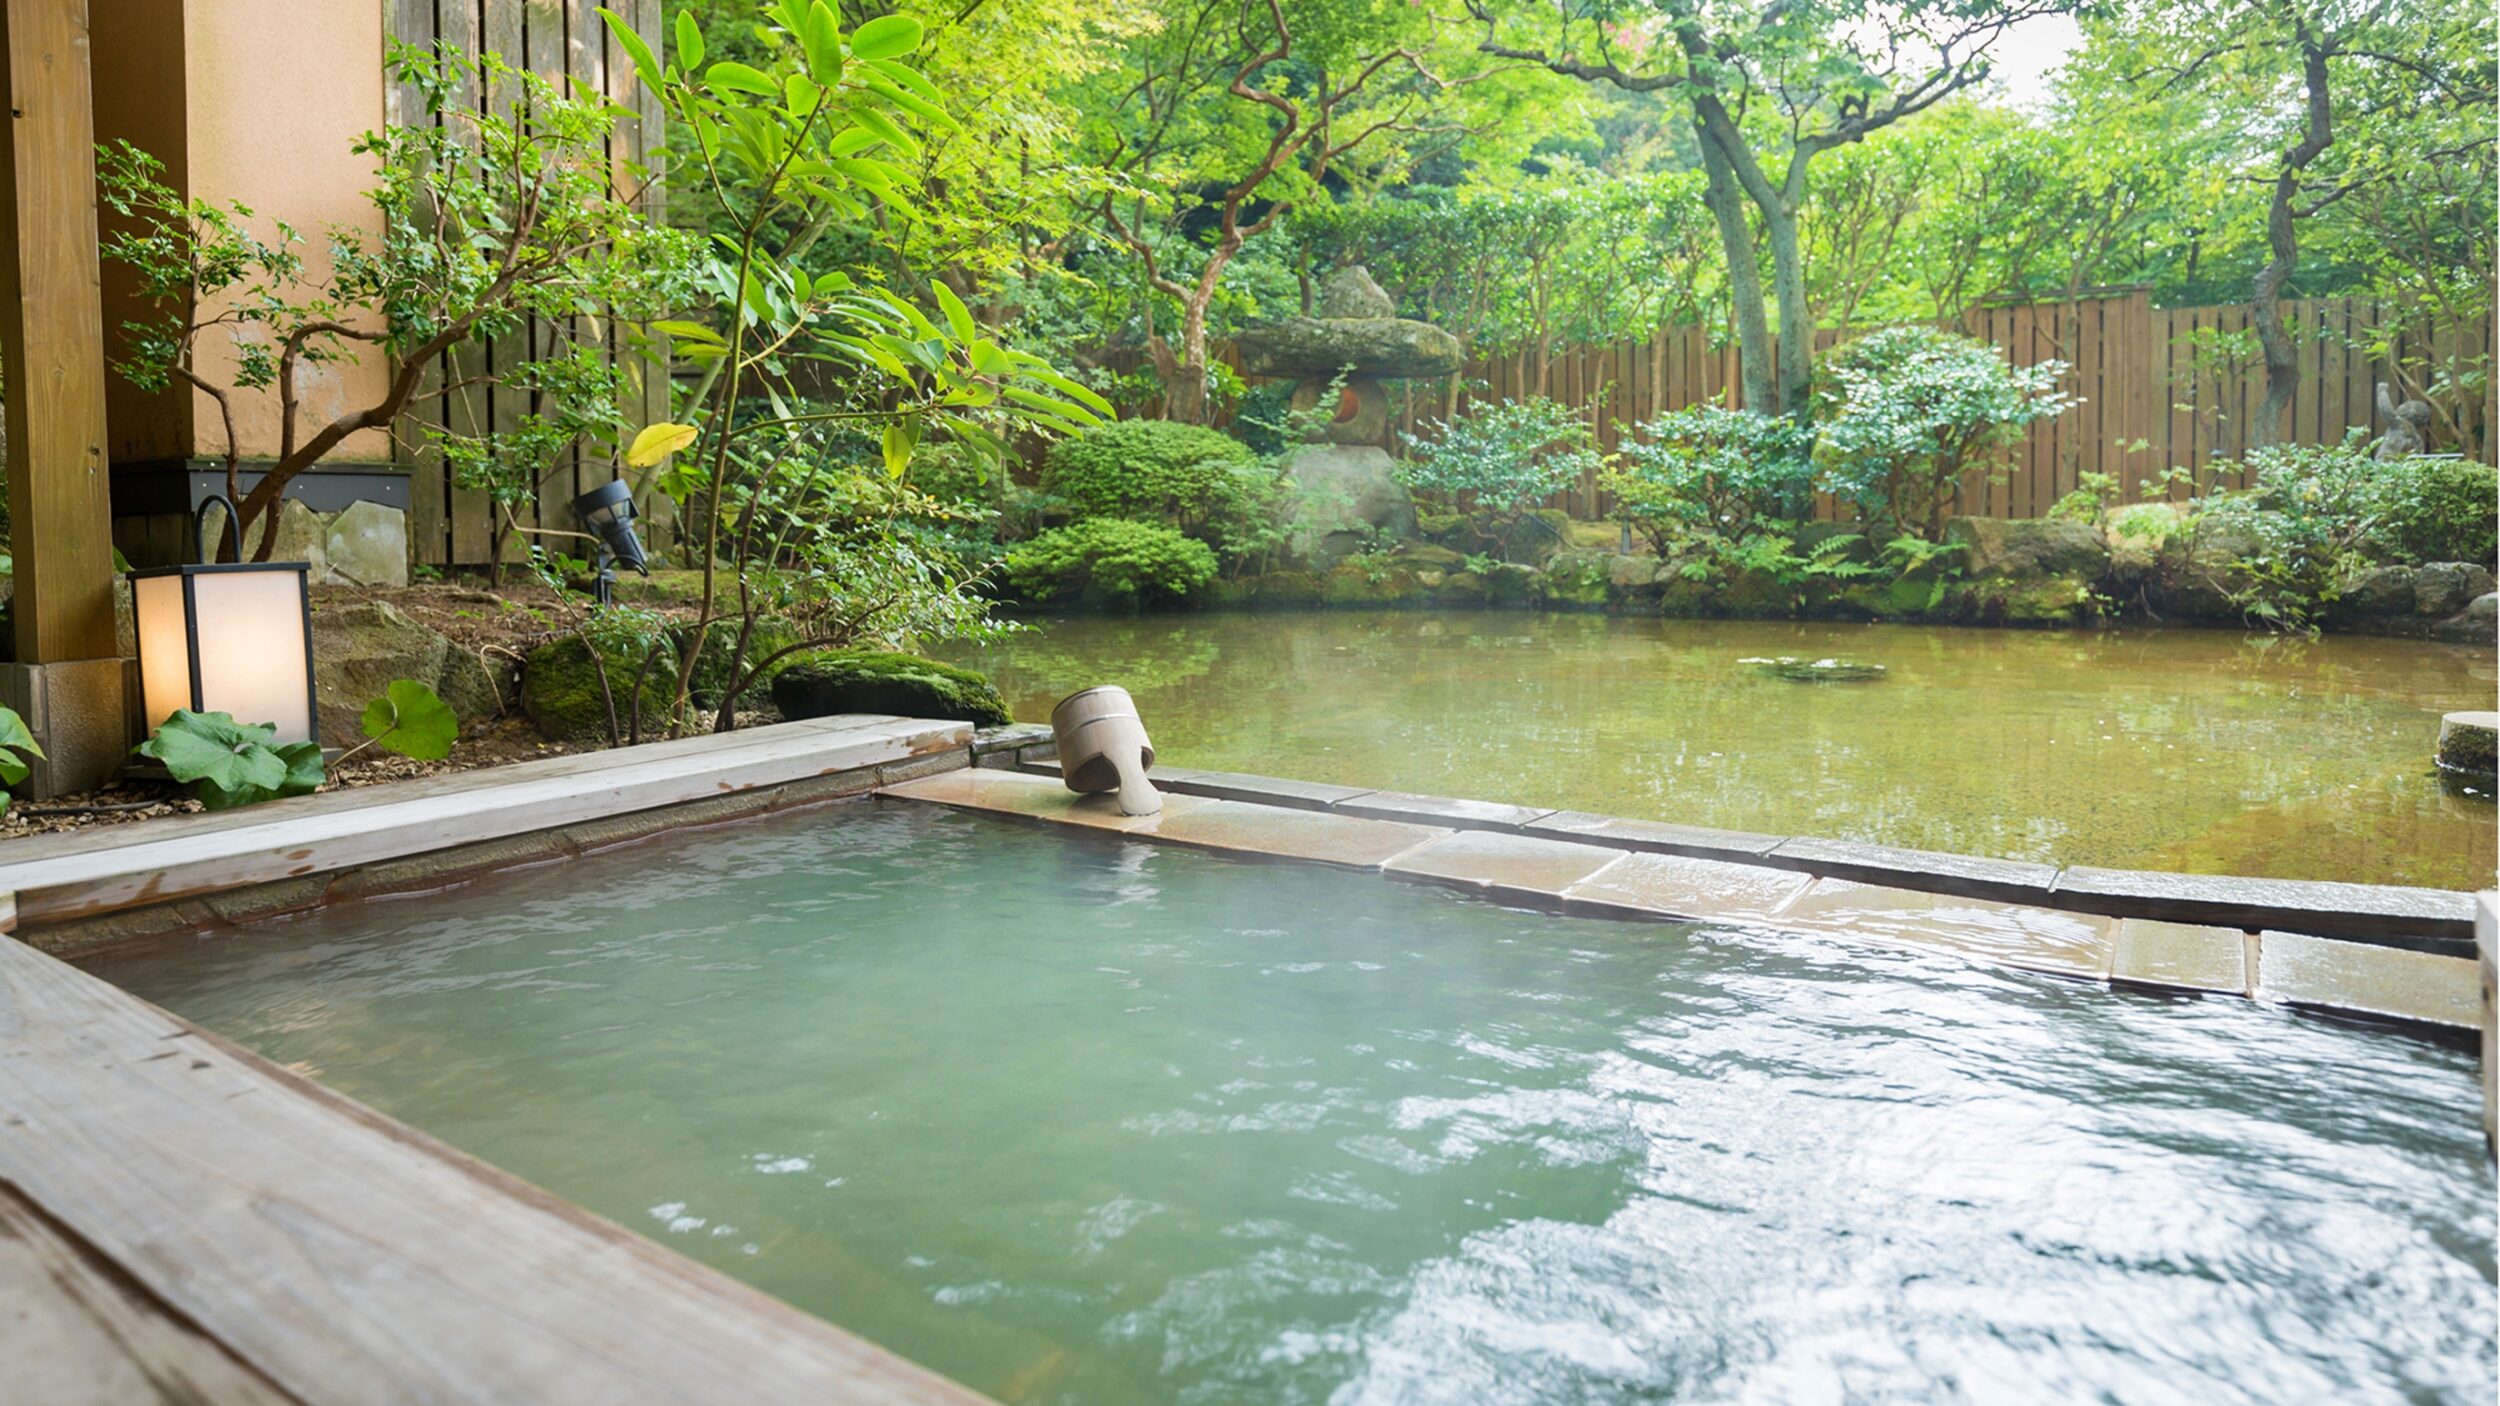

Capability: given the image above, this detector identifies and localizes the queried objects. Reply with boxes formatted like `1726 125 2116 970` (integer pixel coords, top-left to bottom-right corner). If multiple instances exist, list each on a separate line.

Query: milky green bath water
951 612 2496 889
95 804 2494 1405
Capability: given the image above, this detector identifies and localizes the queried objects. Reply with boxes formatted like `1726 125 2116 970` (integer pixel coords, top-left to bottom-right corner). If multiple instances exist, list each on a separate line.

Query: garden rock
201 498 328 576
2414 562 2495 618
2434 592 2498 644
1389 542 1467 571
2336 564 2417 618
312 601 500 747
1542 552 1610 609
770 650 1012 727
1317 265 1397 319
323 500 410 587
1235 317 1465 380
1496 508 1573 569
1946 516 2108 579
1284 444 1416 562
1484 562 1545 607
2434 711 2497 778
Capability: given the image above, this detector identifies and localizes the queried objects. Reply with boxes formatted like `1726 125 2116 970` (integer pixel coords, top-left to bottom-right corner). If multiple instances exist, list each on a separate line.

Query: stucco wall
184 0 390 463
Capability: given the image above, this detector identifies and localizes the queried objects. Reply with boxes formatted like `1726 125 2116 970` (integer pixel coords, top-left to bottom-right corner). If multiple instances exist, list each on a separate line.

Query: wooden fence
1124 290 2496 522
389 0 669 568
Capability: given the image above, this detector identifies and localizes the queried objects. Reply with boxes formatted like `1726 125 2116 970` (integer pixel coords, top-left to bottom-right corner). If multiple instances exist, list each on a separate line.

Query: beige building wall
96 0 391 468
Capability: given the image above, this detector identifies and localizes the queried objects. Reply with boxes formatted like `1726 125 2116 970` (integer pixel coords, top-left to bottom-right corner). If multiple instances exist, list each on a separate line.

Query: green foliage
1813 326 2076 541
0 705 42 815
1398 398 1601 557
1004 519 1218 610
2377 457 2498 566
1606 407 1814 554
2109 502 2186 545
1039 419 1280 561
358 680 459 762
97 43 698 555
138 711 325 811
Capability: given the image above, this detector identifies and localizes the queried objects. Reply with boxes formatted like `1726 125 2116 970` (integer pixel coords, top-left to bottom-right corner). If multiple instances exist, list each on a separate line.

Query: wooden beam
0 0 117 663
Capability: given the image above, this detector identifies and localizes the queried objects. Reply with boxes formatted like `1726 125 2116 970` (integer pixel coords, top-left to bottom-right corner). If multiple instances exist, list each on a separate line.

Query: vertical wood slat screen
1106 291 2496 524
387 0 668 567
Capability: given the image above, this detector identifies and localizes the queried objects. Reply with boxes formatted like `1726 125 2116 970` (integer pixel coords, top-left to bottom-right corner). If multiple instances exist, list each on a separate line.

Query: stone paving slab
1766 837 2061 901
1153 770 1378 812
1560 852 1815 925
880 766 1214 832
2254 930 2480 1029
1522 810 1787 860
1338 790 1557 831
2110 918 2253 995
2054 866 2475 946
1383 830 1624 904
1771 878 2116 979
1127 799 1445 869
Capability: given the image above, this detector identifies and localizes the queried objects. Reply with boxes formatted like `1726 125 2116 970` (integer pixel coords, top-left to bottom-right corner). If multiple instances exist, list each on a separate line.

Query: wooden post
0 0 126 796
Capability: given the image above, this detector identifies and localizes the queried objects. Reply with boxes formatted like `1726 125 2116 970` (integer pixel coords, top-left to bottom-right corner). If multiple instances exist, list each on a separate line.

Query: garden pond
92 802 2495 1405
952 611 2497 891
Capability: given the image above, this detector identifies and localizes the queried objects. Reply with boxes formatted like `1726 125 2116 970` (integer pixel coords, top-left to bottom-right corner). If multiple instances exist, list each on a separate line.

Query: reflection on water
951 612 2497 888
95 805 2496 1406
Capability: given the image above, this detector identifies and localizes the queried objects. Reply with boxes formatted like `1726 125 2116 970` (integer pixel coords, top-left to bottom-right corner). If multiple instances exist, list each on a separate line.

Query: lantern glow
128 497 321 746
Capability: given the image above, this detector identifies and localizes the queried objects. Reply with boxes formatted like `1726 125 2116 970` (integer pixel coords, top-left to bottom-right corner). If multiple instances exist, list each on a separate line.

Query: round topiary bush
1039 419 1275 555
769 650 1012 727
1004 518 1219 611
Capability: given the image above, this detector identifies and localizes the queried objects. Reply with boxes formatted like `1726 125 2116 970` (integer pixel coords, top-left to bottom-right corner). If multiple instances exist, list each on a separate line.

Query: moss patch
770 650 1011 727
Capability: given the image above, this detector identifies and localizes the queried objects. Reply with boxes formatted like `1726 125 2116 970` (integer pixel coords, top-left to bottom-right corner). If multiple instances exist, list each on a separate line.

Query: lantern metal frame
125 493 320 744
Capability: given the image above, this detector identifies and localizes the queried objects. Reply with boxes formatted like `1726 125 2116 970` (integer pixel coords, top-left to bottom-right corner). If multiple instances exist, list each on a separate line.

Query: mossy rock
1432 570 1489 605
1251 571 1326 608
1717 566 1797 617
1484 561 1546 607
1415 511 1466 544
1323 564 1419 607
1542 551 1610 609
1955 575 2101 627
520 621 798 742
1389 542 1468 571
770 650 1011 727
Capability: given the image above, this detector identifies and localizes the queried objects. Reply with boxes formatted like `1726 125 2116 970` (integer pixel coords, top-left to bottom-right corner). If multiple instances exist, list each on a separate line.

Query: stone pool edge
1008 755 2481 949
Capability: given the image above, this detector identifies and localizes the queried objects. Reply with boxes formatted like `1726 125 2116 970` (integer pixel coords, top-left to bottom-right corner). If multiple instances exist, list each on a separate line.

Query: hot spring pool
91 802 2494 1405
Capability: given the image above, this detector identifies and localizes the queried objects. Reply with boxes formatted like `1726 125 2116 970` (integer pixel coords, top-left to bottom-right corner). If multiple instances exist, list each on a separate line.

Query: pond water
950 612 2496 890
94 803 2495 1406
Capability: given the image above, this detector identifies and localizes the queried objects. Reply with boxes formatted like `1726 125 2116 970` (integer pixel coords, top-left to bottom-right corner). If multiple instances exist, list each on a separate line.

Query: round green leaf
848 14 923 60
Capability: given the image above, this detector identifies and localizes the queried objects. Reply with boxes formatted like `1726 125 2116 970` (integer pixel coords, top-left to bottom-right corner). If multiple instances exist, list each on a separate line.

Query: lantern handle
195 493 243 564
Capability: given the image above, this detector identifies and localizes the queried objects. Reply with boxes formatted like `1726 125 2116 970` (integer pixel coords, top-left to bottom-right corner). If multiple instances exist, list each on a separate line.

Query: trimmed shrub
1397 397 1601 560
1004 518 1219 610
1039 419 1277 558
1813 325 2075 540
1606 407 1814 553
769 650 1011 727
2378 456 2497 566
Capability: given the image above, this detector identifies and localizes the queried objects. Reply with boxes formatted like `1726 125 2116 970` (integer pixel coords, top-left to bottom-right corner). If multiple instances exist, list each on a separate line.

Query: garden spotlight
572 480 649 607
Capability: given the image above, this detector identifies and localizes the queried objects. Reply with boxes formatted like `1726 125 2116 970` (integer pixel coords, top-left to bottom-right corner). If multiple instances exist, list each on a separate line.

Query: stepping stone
1524 810 1786 860
1128 798 1443 869
1337 790 1556 831
2110 918 2252 995
1386 830 1624 904
1770 878 2115 979
2254 931 2480 1029
1561 851 1813 924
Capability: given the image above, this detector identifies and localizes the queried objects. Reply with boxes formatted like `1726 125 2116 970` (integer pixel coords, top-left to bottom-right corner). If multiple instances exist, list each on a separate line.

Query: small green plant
1606 407 1814 553
2108 502 2185 545
2047 471 2120 526
354 680 461 762
137 680 457 810
139 710 328 810
1398 398 1602 560
1039 420 1281 562
0 705 44 815
1004 519 1218 611
1813 325 2076 541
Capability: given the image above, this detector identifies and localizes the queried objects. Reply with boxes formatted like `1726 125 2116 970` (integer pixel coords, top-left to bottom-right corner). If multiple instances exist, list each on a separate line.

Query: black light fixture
127 494 319 745
572 479 650 607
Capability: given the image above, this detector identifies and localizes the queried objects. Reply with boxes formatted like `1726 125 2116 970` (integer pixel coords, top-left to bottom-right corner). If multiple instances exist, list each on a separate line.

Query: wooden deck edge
0 936 997 1405
2 719 978 955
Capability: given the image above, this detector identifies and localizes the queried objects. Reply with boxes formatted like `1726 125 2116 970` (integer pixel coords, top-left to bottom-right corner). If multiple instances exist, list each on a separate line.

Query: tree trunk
2252 34 2335 449
1696 124 1774 415
1762 198 1812 422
